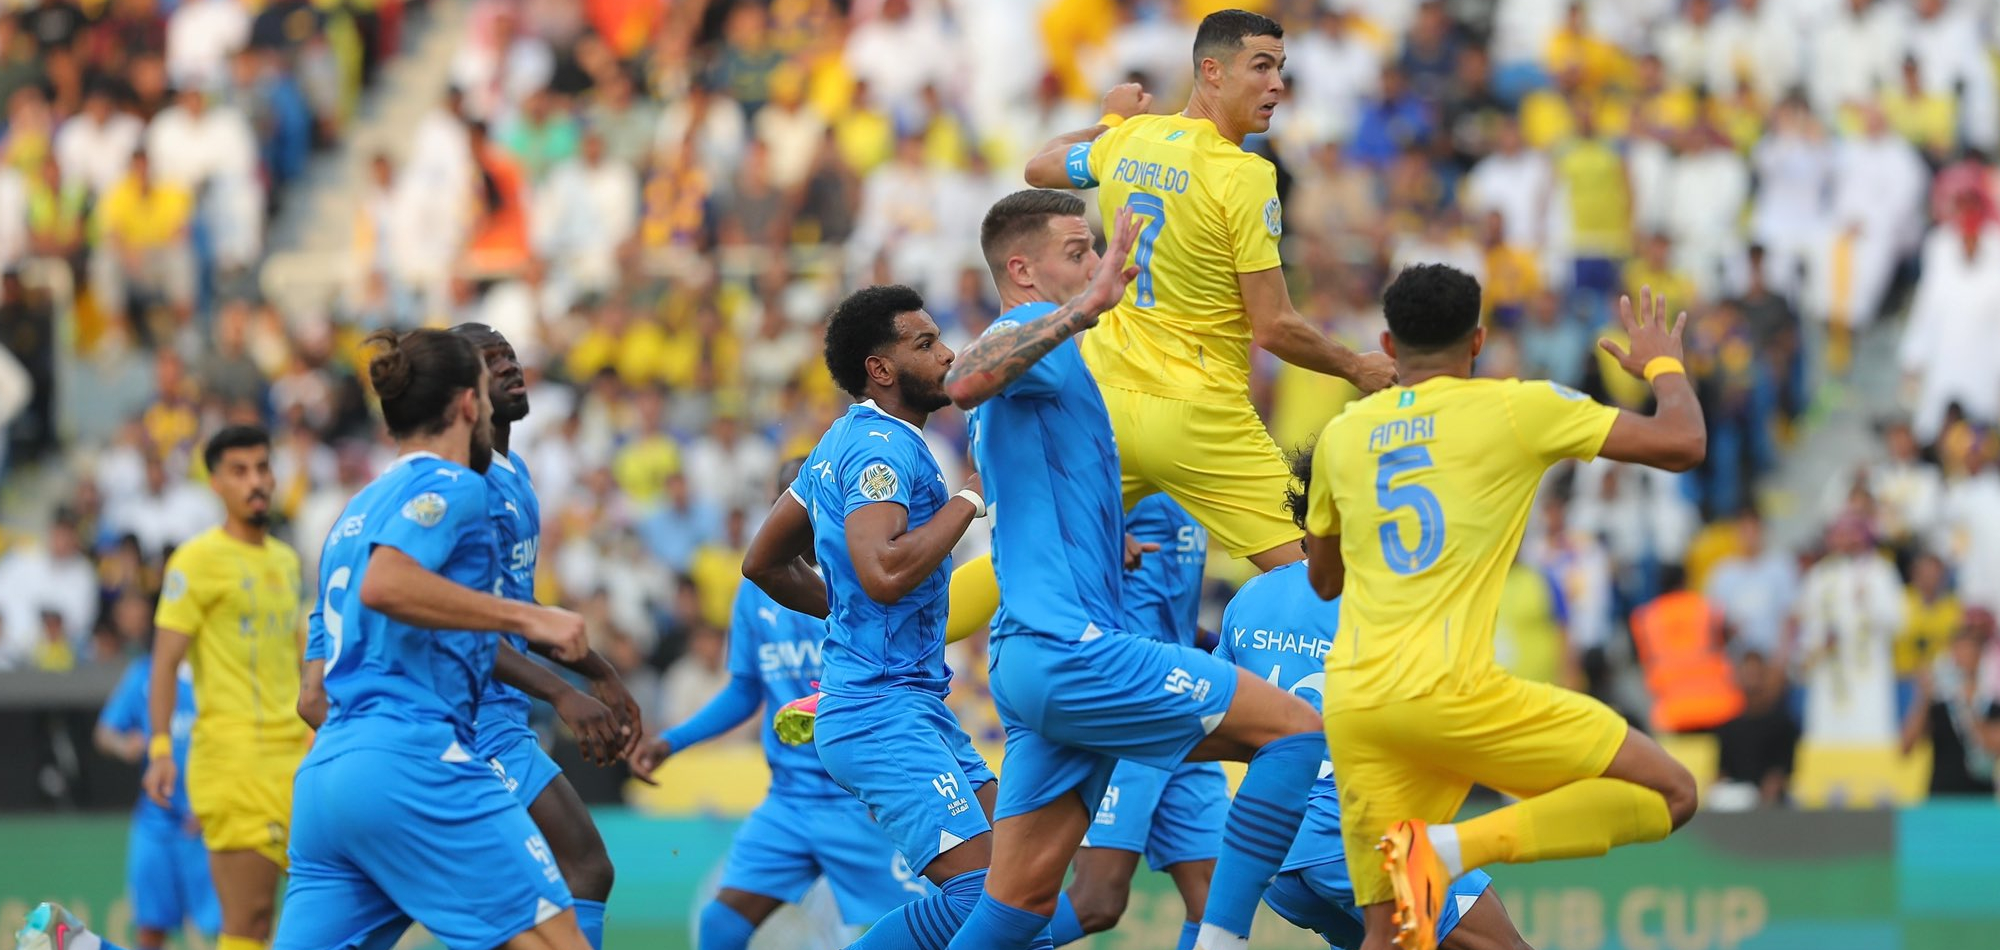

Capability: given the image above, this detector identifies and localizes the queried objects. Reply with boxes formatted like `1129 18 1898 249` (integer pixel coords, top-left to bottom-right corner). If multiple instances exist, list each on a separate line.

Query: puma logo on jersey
867 431 892 441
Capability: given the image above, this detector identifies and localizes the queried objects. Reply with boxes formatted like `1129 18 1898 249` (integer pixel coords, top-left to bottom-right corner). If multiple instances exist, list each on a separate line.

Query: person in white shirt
683 411 778 517
1705 0 1798 104
165 0 248 91
842 0 956 121
751 71 827 190
653 82 748 181
534 130 638 304
108 456 222 560
1825 420 1944 550
1522 495 1617 697
1704 511 1801 661
448 3 552 124
1809 106 1927 331
1569 457 1699 575
1750 101 1835 297
1797 516 1906 744
54 87 144 197
1286 7 1380 146
1907 0 1999 151
1900 200 2000 444
1657 0 1720 91
1808 0 1908 122
1664 127 1751 301
0 517 98 664
1461 117 1551 247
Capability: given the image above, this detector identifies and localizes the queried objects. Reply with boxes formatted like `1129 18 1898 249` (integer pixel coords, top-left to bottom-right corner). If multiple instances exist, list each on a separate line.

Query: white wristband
955 488 988 518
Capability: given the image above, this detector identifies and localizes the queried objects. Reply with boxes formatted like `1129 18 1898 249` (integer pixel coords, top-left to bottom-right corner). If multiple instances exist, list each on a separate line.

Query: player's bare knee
561 850 615 901
1068 880 1131 934
1658 759 1698 830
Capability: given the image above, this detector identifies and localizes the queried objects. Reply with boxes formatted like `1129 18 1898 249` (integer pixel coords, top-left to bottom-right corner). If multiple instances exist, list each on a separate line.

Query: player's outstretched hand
628 737 671 785
1600 286 1688 381
1102 82 1153 120
1349 351 1397 394
142 755 176 808
1076 205 1142 320
589 672 646 761
1123 533 1160 571
555 689 622 767
522 604 589 663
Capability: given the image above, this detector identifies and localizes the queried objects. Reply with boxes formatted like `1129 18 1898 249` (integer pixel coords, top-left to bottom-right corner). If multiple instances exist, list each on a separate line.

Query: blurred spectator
1515 292 1587 386
752 66 826 190
843 0 954 120
1704 510 1800 660
54 86 144 198
1462 117 1550 249
1707 0 1798 104
1750 100 1834 299
1349 65 1433 169
1711 651 1801 809
1935 427 2000 614
658 625 748 744
1899 192 2000 443
1797 517 1906 744
585 70 659 170
635 470 720 576
1811 105 1926 363
1899 552 1963 691
1730 246 1806 421
503 88 580 182
1631 572 1744 734
166 0 249 91
1809 0 1908 123
1553 101 1631 308
0 515 98 665
91 151 195 326
1523 495 1616 700
655 81 747 180
713 140 789 251
450 3 553 124
1828 420 1942 552
1903 621 1998 796
1905 0 1999 151
1493 558 1573 687
684 411 776 516
534 130 638 302
691 507 748 631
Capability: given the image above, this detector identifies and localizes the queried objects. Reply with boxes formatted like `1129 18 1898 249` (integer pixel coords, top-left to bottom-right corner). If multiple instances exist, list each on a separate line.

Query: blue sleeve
787 457 814 508
99 662 149 733
726 587 761 680
1214 595 1239 665
661 674 763 751
1064 141 1098 188
304 603 327 662
839 438 923 515
988 305 1070 400
368 470 489 573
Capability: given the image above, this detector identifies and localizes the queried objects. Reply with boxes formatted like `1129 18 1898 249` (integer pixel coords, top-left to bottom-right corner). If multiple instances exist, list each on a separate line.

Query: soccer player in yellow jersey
1304 266 1705 950
143 426 307 950
1026 9 1397 571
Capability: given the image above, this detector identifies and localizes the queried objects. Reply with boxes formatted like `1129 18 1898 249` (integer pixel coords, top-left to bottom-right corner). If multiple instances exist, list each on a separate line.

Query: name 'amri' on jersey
475 450 542 726
727 580 845 797
789 400 955 697
1122 493 1207 648
969 303 1125 643
307 451 499 756
1216 560 1342 871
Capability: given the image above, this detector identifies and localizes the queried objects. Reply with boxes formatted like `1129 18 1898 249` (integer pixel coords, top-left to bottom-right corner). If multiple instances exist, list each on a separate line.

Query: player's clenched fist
1102 82 1153 120
521 604 589 662
1348 350 1398 394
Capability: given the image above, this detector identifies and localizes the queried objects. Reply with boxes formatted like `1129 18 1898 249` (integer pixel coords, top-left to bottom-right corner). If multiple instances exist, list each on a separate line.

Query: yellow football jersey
1076 113 1283 406
1307 377 1620 709
156 528 309 753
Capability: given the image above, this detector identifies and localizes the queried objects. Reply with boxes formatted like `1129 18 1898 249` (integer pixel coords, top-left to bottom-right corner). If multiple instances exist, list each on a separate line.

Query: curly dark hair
1282 439 1316 534
1382 263 1482 353
824 284 925 398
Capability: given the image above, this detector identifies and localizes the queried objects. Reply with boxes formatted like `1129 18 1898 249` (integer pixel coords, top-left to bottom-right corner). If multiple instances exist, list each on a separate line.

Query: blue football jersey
310 452 500 755
1123 494 1207 647
789 401 955 697
475 451 541 726
969 303 1126 643
1216 560 1343 871
726 581 844 796
99 656 198 828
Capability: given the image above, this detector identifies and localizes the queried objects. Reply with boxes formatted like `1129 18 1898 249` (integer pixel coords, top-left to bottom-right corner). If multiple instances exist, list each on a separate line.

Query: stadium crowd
3 0 2000 806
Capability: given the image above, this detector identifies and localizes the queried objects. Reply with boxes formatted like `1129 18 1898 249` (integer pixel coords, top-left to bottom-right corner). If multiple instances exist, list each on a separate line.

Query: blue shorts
1263 860 1492 949
722 791 936 926
987 633 1238 821
275 746 575 950
128 817 220 934
1081 759 1227 871
477 721 563 805
814 688 996 875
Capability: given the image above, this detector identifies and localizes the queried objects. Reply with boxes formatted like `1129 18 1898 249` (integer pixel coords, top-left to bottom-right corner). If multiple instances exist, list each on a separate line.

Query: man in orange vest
1631 568 1746 733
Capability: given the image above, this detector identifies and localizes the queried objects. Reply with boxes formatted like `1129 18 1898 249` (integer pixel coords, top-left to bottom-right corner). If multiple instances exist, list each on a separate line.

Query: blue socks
850 868 989 949
1176 919 1200 950
698 900 757 950
1201 730 1321 940
573 898 607 950
1049 892 1085 946
943 893 1052 950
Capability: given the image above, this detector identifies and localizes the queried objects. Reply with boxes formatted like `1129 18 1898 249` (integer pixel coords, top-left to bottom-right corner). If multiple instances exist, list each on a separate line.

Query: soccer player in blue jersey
636 458 936 950
1221 446 1531 950
273 328 593 950
1050 494 1227 948
741 284 1005 950
943 189 1324 950
96 650 220 949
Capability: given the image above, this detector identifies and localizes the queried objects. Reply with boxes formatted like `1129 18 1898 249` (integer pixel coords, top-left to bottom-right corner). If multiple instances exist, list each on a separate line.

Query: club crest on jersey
1264 197 1283 237
401 492 448 527
859 463 899 501
162 569 188 602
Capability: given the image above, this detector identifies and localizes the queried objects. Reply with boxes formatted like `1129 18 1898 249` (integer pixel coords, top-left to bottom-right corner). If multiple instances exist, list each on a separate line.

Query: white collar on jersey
858 399 925 439
391 450 442 468
489 453 516 474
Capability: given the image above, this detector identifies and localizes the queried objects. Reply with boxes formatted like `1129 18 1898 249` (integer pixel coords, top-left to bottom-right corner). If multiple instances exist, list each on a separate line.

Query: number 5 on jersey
1124 194 1166 308
1376 446 1444 574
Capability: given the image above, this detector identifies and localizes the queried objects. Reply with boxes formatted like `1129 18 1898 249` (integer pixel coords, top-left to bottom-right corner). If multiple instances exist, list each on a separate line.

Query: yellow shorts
1323 672 1628 905
1098 385 1300 559
187 744 306 867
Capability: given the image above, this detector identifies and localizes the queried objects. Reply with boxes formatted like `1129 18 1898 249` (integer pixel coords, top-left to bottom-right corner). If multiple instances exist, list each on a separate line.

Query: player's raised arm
1595 288 1707 472
1024 83 1153 188
358 546 587 660
743 489 830 618
1241 267 1397 393
945 206 1140 409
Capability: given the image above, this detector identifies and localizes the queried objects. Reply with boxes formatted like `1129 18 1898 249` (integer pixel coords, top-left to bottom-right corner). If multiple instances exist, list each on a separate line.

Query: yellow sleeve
1506 379 1621 464
1224 160 1283 274
1085 120 1129 185
154 546 206 637
1304 425 1343 538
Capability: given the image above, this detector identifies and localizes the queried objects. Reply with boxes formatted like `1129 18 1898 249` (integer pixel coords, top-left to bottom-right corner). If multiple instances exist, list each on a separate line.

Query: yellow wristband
1643 356 1686 384
1097 113 1125 129
148 734 173 760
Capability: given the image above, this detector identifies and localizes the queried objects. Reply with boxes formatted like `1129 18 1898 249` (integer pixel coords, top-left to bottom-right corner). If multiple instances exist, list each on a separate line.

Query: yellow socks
217 935 268 950
1449 778 1672 871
